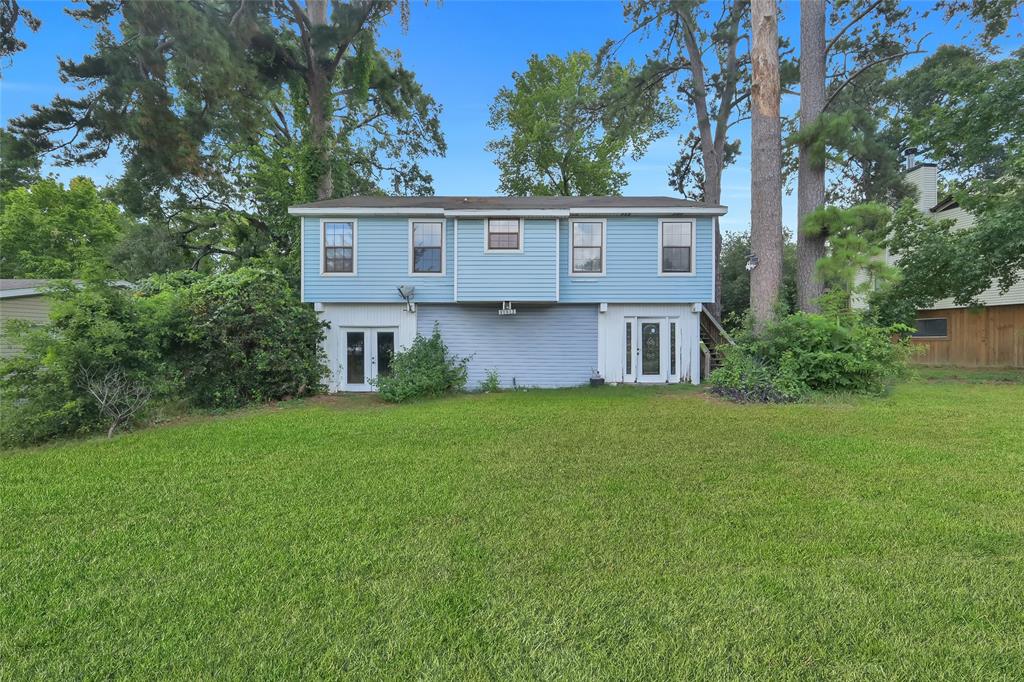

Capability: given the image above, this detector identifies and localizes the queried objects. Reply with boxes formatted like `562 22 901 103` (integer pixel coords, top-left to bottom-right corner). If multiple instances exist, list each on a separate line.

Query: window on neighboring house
660 220 693 274
412 221 443 274
913 317 948 338
487 218 521 251
324 221 355 273
572 221 604 274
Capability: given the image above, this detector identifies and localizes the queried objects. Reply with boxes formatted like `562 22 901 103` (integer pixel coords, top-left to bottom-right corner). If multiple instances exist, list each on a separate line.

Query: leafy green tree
14 0 444 272
0 128 41 193
0 178 126 278
719 231 796 323
869 48 1024 324
486 51 674 196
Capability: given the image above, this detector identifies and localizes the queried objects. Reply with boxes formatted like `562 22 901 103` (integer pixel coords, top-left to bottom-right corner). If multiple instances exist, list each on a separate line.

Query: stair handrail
700 309 735 346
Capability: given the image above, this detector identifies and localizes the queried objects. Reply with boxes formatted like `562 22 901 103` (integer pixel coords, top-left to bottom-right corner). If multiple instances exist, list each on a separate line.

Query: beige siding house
901 163 1024 367
0 280 52 358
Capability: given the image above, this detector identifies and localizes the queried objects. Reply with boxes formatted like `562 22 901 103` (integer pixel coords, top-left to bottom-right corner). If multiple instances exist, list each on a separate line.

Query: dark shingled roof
290 195 724 210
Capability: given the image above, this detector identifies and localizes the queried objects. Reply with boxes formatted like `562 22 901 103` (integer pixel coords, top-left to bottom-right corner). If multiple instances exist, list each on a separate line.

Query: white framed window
658 219 694 275
571 219 606 275
322 219 357 275
409 220 445 275
486 218 522 252
912 317 948 338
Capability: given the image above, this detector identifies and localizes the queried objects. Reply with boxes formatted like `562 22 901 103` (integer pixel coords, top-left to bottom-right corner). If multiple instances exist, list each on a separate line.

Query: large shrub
710 304 913 403
174 268 327 407
0 281 169 446
374 324 468 402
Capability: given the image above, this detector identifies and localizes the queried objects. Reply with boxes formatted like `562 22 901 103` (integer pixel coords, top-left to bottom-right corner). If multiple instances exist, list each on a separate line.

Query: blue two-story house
288 196 727 392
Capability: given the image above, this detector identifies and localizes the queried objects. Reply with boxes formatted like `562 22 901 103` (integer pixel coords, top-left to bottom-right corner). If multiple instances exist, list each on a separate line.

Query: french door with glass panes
340 328 396 391
623 317 679 383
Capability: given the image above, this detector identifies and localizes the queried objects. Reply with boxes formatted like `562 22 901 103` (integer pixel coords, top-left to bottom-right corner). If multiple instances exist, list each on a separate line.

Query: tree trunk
749 0 784 331
307 0 333 200
796 0 827 312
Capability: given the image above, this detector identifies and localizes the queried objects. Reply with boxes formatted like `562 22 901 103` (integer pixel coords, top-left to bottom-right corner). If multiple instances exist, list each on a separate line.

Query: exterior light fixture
745 253 759 272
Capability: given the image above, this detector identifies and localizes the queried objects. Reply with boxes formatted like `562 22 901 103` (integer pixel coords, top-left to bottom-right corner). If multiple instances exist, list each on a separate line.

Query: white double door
624 317 678 383
340 327 396 392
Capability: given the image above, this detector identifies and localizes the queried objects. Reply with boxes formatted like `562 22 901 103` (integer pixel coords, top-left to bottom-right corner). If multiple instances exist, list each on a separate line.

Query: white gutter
288 207 444 216
289 206 728 218
444 208 570 218
568 207 727 216
453 218 459 302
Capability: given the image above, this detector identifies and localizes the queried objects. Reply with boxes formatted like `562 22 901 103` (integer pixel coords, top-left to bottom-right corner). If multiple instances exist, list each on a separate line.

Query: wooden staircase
699 307 734 378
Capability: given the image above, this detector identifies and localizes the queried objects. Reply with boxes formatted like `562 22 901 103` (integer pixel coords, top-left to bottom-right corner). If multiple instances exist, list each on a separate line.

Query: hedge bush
709 306 913 403
374 324 468 402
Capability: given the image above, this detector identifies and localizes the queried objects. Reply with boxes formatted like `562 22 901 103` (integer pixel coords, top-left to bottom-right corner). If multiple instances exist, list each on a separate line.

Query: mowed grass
3 377 1024 679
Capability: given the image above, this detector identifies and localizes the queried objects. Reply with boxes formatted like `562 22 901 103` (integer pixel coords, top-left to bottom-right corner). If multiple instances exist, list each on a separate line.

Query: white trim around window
570 218 606 276
408 218 446 276
484 217 524 253
657 218 696 276
321 218 358 276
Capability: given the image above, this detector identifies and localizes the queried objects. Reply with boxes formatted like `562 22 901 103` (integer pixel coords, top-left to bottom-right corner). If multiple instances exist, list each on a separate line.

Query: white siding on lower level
318 303 416 391
597 303 701 384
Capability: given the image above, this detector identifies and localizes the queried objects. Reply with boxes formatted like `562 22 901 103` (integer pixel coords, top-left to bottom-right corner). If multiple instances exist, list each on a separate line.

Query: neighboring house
288 196 728 392
0 279 52 358
900 160 1024 367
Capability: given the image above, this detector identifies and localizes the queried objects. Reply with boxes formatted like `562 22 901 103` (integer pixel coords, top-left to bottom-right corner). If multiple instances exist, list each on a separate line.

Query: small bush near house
480 370 501 393
708 348 807 403
374 324 469 402
710 302 913 403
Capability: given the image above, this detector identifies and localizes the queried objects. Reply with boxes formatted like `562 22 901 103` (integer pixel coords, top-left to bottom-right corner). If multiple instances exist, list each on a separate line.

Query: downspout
555 218 560 302
453 217 459 302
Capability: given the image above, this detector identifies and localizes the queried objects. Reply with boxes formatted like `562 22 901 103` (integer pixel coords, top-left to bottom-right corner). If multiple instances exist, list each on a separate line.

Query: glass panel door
641 322 661 377
346 331 365 386
376 331 395 378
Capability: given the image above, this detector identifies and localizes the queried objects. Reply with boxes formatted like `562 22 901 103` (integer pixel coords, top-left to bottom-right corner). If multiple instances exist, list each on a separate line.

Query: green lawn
3 377 1023 679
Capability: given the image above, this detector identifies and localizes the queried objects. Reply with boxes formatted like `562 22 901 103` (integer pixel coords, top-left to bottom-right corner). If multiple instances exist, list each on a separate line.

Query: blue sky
1 1 1018 234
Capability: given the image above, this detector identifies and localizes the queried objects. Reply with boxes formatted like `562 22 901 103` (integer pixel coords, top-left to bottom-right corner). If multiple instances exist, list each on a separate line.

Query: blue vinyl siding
456 219 557 301
302 216 454 303
301 213 714 304
558 216 714 303
417 304 597 388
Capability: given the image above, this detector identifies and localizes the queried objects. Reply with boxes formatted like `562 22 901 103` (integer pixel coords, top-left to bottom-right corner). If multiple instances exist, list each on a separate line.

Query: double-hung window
487 218 521 251
572 220 605 274
323 221 355 274
411 221 444 274
660 220 693 274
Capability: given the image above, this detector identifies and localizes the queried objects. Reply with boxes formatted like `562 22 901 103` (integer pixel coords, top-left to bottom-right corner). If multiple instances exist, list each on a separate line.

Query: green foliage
13 1 444 272
719 231 797 323
708 348 808 403
173 268 327 408
711 303 913 402
890 46 1023 182
0 178 126 278
0 128 41 193
804 202 895 304
374 324 468 403
0 282 168 446
1 269 327 445
486 50 676 196
480 370 501 393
